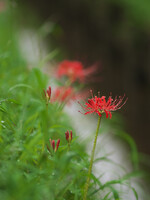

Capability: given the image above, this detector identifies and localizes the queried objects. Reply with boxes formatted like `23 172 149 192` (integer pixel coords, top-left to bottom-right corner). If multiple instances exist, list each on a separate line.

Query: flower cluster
56 60 97 83
79 91 127 119
65 130 73 143
47 131 73 154
51 86 75 103
48 139 60 153
44 60 98 106
44 86 75 104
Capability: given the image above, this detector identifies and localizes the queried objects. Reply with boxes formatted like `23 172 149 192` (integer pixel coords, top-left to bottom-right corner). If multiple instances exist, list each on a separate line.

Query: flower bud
49 138 60 153
65 130 73 143
44 86 51 101
51 140 55 150
65 131 69 141
55 139 60 152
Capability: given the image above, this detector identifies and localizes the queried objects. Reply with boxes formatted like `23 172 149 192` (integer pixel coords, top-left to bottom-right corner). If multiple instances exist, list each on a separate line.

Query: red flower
79 91 127 119
51 86 75 103
65 130 73 142
56 60 97 83
49 139 60 152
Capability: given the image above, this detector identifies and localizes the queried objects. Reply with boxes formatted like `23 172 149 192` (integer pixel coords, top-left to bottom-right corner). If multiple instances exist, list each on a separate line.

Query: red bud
52 140 55 150
65 131 69 141
56 139 60 151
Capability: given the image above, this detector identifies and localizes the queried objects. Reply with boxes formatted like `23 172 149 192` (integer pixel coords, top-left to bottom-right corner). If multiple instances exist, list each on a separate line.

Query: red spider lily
56 60 97 83
43 86 51 101
65 130 73 142
79 91 127 119
49 139 60 152
51 86 75 103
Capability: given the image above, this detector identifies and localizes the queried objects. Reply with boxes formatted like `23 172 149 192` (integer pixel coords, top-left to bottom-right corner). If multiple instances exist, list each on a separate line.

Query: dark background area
17 0 150 155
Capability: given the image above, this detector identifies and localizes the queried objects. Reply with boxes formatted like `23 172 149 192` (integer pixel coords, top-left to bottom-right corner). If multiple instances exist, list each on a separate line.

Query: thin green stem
68 142 70 151
83 115 101 200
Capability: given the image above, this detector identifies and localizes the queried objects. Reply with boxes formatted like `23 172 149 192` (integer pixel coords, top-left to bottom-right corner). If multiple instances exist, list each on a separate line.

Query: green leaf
9 83 33 91
37 49 59 68
115 130 139 170
103 192 111 200
131 187 138 200
108 186 119 200
0 106 7 113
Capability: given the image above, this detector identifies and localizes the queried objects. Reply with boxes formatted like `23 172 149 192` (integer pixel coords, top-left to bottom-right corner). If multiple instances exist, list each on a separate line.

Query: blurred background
2 0 150 156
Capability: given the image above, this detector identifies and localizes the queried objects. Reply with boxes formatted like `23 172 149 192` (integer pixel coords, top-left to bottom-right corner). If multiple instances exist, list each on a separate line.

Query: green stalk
68 142 70 151
83 115 101 200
